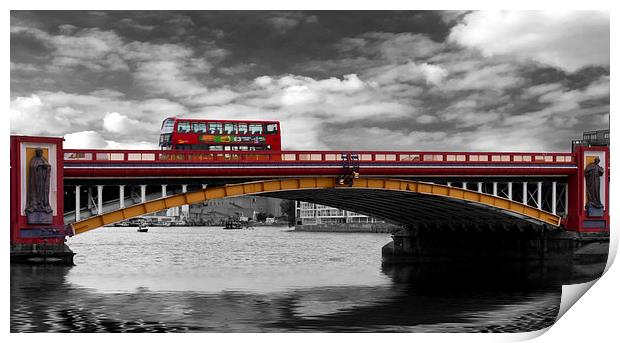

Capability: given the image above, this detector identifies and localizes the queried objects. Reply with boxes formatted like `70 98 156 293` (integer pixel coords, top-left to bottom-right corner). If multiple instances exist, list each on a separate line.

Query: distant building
572 129 609 151
151 196 283 225
186 196 282 225
295 201 381 225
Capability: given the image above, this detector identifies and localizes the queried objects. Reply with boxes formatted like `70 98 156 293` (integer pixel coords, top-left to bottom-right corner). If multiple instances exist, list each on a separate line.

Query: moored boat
137 221 148 232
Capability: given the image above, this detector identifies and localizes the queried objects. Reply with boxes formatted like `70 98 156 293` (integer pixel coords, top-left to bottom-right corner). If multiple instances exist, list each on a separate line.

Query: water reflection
11 263 560 332
11 227 561 332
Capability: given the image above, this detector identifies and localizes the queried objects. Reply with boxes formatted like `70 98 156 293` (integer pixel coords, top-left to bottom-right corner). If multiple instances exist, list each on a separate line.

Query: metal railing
63 149 576 165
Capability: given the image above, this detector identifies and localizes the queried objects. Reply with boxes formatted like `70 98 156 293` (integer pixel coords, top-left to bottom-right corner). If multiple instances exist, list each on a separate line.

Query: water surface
11 226 560 332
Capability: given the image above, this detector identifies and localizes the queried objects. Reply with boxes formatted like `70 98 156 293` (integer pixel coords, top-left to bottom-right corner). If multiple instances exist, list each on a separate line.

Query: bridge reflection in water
10 226 573 333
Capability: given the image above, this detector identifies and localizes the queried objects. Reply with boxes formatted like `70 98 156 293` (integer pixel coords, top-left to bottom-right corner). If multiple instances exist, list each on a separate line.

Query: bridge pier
10 136 74 265
381 226 607 284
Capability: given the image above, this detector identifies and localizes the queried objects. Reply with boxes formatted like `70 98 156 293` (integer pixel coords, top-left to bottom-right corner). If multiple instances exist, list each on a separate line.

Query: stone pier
382 227 608 284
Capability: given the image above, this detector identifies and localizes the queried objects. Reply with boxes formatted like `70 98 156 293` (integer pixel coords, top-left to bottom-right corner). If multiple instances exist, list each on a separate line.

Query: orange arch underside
69 177 561 235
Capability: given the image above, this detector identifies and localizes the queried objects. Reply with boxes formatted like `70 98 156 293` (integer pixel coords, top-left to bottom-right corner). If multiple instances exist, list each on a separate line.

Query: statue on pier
25 148 53 224
585 156 604 216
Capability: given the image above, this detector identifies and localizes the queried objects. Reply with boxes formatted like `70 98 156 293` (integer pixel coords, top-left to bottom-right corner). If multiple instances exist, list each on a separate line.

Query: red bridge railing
63 149 576 165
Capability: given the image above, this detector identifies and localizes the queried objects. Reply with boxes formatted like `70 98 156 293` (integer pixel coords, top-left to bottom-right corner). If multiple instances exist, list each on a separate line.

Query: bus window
209 146 224 151
177 121 191 133
224 123 237 134
249 124 263 134
238 123 248 134
208 122 223 134
266 123 278 134
239 146 249 151
192 122 207 133
161 118 175 134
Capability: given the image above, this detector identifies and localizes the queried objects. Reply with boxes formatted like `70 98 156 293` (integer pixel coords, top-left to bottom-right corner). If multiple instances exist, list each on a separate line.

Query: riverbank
295 222 400 233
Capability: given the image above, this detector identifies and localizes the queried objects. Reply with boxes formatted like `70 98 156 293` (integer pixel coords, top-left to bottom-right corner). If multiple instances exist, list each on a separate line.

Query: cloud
10 90 188 144
11 24 221 100
365 62 447 87
267 12 318 32
338 32 444 62
64 130 157 149
449 11 610 72
118 18 155 31
441 63 523 91
419 63 449 86
64 131 108 149
185 88 240 106
522 83 564 98
103 112 141 133
12 26 130 72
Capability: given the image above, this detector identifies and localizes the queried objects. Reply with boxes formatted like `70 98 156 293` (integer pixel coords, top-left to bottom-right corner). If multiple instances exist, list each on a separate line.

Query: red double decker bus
159 117 282 151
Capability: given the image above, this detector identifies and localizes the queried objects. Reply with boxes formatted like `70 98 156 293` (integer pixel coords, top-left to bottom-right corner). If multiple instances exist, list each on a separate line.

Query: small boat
222 218 254 230
223 219 244 230
137 222 148 232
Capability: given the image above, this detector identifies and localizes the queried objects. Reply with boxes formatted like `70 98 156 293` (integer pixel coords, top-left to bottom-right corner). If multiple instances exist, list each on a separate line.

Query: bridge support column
140 185 146 203
181 184 189 219
508 182 513 200
552 182 557 215
87 187 93 210
97 185 103 215
565 183 569 216
119 185 125 209
162 184 167 197
522 182 527 205
75 185 81 221
492 182 498 196
477 182 482 193
461 182 467 190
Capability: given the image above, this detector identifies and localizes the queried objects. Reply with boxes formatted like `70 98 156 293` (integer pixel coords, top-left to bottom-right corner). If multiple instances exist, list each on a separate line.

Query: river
11 226 560 332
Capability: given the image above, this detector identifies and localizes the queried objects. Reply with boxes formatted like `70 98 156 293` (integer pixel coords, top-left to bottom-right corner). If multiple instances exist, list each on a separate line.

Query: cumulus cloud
10 94 72 136
64 131 108 149
103 112 141 133
449 11 610 72
64 130 157 149
10 90 188 145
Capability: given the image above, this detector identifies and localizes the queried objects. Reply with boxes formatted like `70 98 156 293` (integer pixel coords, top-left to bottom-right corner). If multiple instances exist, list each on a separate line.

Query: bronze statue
585 156 604 210
25 148 53 224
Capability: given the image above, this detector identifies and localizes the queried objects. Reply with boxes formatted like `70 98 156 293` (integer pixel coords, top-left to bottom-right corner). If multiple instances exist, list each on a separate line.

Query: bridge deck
63 149 577 178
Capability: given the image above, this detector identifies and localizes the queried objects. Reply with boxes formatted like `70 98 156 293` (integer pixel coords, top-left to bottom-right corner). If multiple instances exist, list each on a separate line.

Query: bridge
10 135 610 266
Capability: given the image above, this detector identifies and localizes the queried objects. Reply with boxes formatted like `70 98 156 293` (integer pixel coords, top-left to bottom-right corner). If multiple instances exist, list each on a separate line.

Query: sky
10 10 610 152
